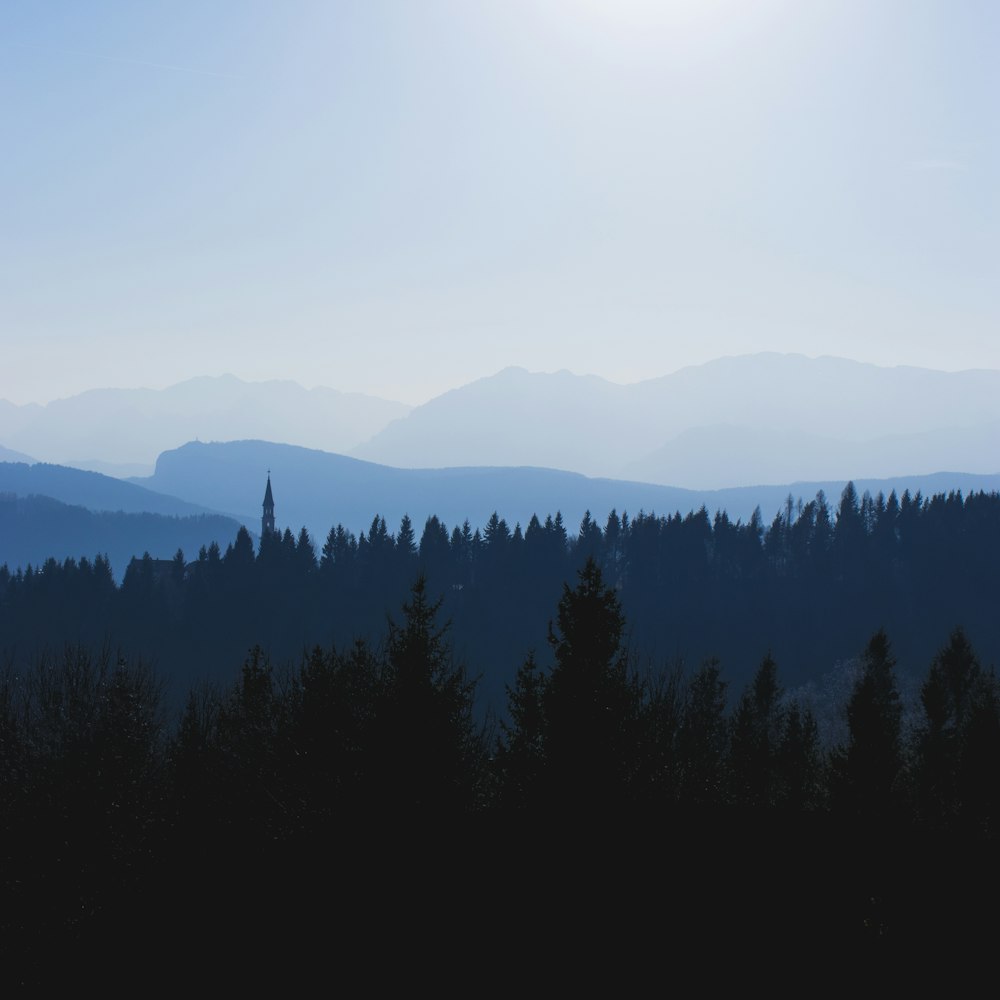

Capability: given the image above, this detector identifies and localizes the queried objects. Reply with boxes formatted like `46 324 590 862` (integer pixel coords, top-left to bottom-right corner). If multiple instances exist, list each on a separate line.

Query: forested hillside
0 493 244 579
3 520 1000 982
1 483 997 719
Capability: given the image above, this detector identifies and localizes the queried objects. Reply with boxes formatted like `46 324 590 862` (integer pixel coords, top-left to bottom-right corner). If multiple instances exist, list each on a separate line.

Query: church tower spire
262 471 275 537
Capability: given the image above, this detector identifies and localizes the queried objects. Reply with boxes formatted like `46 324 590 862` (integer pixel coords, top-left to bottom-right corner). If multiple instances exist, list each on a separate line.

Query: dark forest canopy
3 478 1000 983
3 556 1000 983
1 483 998 725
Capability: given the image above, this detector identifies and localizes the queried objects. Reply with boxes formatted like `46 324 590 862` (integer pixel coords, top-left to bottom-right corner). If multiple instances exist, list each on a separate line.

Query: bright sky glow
0 0 996 405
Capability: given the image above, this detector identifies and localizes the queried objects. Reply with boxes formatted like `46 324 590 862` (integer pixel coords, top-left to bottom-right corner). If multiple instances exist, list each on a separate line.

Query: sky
1 0 997 406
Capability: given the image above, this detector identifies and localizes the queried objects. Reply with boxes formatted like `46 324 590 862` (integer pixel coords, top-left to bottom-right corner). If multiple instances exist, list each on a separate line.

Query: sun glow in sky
0 0 997 405
566 0 735 28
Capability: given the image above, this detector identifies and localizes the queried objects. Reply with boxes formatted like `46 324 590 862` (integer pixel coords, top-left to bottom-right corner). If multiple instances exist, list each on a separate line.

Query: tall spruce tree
371 576 483 811
912 627 1000 830
677 659 729 808
494 651 548 809
728 654 784 808
542 557 640 808
831 629 903 817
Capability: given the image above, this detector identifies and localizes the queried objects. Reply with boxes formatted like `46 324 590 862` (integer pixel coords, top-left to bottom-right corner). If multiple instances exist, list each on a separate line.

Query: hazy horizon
3 2 997 406
5 350 1000 410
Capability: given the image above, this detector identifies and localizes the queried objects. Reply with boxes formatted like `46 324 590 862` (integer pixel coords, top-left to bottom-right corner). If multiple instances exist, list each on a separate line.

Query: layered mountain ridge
5 355 998 490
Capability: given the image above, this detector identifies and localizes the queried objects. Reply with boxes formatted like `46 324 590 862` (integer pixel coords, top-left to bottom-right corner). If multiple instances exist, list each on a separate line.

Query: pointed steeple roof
263 474 274 508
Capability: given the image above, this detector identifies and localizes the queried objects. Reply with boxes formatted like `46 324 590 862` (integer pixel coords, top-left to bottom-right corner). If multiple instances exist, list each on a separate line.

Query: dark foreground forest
3 484 1000 982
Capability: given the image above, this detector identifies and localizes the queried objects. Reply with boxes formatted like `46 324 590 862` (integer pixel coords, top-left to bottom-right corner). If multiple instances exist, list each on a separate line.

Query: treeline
1 483 999 714
0 491 242 580
2 561 999 980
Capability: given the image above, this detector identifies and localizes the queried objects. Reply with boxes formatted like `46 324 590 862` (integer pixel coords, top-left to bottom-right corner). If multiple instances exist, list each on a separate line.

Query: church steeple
262 471 275 537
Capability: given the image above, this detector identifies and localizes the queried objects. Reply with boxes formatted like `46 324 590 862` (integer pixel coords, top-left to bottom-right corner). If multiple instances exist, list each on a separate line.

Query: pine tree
225 526 255 569
494 652 547 809
831 629 903 817
296 527 317 575
728 654 784 807
397 514 417 558
418 515 452 586
775 701 823 811
371 577 482 810
912 628 996 829
542 557 639 808
677 659 729 807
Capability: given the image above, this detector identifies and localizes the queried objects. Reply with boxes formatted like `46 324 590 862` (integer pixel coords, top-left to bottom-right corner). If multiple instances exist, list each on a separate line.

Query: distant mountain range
618 420 1000 490
2 352 998 573
4 355 999 489
351 355 1000 486
132 440 1000 546
0 375 411 470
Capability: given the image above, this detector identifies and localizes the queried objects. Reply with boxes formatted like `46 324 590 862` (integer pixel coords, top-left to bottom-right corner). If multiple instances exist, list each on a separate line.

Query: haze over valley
0 374 411 476
3 353 999 492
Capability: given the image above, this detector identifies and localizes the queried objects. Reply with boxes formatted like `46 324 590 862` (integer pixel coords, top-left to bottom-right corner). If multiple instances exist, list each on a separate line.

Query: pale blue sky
1 0 996 404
